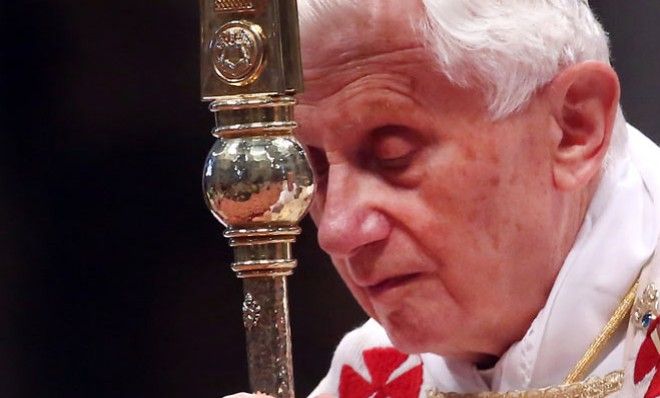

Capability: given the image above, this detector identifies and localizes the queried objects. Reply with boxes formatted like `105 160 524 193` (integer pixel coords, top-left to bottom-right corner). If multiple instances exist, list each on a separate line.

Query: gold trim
427 370 623 398
213 0 254 13
564 280 639 383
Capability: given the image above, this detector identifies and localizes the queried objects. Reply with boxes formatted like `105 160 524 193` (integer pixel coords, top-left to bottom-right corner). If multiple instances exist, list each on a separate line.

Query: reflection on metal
200 1 309 397
204 124 313 227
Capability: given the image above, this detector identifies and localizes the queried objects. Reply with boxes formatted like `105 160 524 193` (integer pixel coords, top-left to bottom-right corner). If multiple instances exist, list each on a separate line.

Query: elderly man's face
296 1 566 360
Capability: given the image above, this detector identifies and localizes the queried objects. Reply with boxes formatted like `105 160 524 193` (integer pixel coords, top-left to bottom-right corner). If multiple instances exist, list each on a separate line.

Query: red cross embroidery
635 318 660 397
339 347 423 398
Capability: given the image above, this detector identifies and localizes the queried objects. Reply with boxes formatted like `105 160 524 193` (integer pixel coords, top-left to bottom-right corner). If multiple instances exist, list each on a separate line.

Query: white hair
299 0 628 160
421 0 606 116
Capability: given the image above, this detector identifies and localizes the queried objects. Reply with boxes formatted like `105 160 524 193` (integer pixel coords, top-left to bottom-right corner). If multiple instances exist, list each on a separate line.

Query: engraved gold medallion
211 20 265 86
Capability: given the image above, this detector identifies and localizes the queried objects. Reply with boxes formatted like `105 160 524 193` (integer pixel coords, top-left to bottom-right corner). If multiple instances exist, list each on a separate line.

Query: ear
547 61 620 191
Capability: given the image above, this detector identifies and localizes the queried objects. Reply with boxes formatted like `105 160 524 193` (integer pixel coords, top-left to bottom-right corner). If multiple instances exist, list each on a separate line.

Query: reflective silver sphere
203 136 315 228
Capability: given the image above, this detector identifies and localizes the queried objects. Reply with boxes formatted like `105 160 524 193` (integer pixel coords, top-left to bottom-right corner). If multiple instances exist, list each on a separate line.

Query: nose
316 164 391 258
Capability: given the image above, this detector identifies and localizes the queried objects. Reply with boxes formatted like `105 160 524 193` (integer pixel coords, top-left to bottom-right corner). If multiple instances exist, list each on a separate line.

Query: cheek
419 162 504 239
401 148 521 300
331 259 377 318
417 137 537 245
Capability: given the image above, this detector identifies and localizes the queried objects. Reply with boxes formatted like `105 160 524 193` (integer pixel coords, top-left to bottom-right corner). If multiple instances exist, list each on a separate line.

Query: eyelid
371 125 419 167
374 136 415 160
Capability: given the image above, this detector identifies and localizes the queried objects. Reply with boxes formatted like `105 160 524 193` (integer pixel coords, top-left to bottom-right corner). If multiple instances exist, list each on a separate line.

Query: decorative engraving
271 301 291 396
633 283 659 330
211 21 265 86
242 293 261 330
214 0 254 13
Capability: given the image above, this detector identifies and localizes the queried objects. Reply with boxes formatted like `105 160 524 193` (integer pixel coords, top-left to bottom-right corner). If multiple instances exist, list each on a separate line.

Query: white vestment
310 125 660 397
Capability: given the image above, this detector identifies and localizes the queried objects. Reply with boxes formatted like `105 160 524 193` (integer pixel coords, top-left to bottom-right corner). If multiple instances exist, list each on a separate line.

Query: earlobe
548 61 620 191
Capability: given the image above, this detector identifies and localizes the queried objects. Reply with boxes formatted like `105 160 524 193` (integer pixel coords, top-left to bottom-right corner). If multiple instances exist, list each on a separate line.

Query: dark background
1 2 658 398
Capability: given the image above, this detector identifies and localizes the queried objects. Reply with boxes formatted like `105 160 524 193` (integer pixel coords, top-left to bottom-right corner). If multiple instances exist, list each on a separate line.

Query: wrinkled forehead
299 0 427 70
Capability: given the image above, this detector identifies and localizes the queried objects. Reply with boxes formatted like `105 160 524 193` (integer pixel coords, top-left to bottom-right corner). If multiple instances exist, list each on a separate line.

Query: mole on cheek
464 146 477 161
509 174 519 185
489 152 500 165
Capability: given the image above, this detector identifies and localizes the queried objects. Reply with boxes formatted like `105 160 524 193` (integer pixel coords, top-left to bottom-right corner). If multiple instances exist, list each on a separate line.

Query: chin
386 334 427 354
376 307 447 355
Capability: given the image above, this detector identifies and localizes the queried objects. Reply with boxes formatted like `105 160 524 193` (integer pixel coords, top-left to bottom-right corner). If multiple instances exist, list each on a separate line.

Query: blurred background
0 2 658 398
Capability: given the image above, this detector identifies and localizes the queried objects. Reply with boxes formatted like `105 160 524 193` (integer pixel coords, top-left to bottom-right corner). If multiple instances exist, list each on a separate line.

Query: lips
367 273 422 297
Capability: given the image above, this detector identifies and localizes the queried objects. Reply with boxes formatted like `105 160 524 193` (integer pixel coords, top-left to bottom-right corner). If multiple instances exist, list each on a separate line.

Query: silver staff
200 1 313 397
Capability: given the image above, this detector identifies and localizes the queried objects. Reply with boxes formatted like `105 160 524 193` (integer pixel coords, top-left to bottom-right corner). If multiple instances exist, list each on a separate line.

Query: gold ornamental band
232 260 297 279
427 370 623 398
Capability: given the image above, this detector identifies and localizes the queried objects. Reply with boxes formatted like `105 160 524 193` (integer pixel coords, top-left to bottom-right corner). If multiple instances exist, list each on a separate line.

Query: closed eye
370 125 418 170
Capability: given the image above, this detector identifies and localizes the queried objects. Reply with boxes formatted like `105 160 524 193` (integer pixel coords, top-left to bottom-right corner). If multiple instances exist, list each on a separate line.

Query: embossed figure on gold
211 21 265 86
242 293 262 330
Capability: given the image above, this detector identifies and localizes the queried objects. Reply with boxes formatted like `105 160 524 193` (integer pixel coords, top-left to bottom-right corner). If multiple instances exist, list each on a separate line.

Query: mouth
367 273 422 297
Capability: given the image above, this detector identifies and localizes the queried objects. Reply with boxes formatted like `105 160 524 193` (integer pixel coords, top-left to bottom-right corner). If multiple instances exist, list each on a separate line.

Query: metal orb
203 135 315 228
